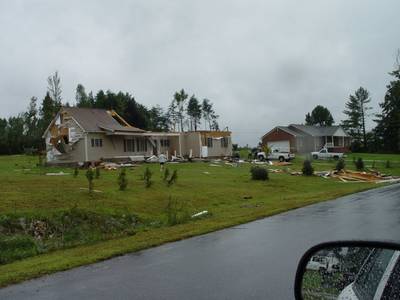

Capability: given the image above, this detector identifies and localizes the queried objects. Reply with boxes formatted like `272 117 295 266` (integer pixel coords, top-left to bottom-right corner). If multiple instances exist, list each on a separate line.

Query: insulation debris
191 210 209 218
46 171 70 176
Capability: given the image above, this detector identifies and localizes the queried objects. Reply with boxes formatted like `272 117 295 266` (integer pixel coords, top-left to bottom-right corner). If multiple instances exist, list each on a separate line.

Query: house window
160 139 170 147
207 137 213 148
136 138 147 152
220 137 229 148
124 139 135 152
91 138 103 147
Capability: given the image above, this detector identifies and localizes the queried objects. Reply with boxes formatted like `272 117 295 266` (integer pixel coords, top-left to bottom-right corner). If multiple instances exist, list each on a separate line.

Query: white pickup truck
257 149 295 162
311 148 344 160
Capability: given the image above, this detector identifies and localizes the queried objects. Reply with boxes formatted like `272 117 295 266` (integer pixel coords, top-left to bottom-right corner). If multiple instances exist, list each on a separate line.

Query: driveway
1 184 400 299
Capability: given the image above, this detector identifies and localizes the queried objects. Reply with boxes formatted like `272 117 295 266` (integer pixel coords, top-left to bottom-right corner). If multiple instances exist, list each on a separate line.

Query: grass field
0 153 398 287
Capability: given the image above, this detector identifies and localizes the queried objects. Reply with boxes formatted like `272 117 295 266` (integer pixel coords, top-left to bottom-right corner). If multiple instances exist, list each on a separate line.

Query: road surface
1 184 400 299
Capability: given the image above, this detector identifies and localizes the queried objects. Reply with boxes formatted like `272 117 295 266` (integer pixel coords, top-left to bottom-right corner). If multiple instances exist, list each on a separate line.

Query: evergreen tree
0 118 8 154
375 67 400 152
39 92 57 134
187 95 202 131
24 96 40 148
305 105 334 126
342 87 372 149
173 89 188 131
75 84 90 107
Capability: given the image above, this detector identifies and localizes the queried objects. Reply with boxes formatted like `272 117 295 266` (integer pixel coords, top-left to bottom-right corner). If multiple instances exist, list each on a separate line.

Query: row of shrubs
74 167 178 193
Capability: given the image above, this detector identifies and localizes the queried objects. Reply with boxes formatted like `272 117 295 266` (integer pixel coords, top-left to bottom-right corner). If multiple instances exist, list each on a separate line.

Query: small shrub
0 235 39 264
143 167 153 188
386 160 391 168
167 170 178 187
165 196 189 226
335 159 345 171
250 166 269 181
73 167 79 178
302 160 314 176
354 158 364 171
163 168 170 182
95 167 100 179
85 168 95 193
118 168 128 191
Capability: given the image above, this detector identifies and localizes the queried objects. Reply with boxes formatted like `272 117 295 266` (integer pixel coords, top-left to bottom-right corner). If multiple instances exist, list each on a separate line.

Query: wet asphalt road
1 184 400 300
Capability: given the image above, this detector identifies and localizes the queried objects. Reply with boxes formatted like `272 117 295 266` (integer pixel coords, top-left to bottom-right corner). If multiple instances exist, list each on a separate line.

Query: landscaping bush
143 167 153 188
165 196 189 226
354 158 364 170
73 167 79 178
167 170 178 187
95 167 100 179
386 160 391 168
335 159 345 171
302 160 314 176
86 168 94 192
250 166 269 181
118 168 128 191
163 168 170 182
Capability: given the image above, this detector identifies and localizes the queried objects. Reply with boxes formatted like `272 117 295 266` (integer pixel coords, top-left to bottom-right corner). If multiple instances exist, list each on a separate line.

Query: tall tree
7 115 25 153
148 105 168 132
39 92 58 133
47 71 62 110
0 118 8 154
24 97 40 148
187 95 202 131
75 84 91 107
342 87 372 149
167 100 179 131
305 105 334 126
202 99 219 130
375 65 400 152
173 89 188 131
305 113 313 125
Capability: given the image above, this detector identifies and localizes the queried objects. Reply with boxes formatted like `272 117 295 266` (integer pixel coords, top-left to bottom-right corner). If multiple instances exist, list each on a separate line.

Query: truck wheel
258 155 264 161
279 156 285 162
333 156 339 160
313 154 318 160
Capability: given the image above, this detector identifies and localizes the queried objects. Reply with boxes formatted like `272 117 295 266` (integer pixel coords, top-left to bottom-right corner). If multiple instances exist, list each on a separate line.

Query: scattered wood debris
79 187 103 193
319 169 399 183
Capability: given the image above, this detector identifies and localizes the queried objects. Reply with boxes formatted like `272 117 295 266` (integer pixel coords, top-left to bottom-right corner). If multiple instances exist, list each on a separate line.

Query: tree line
0 73 221 155
303 55 400 153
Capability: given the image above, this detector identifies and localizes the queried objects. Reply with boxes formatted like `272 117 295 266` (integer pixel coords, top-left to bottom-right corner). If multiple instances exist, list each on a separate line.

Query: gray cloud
0 0 399 145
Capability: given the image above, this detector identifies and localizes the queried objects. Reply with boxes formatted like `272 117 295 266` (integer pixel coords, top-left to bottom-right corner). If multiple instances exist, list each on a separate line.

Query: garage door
267 140 290 151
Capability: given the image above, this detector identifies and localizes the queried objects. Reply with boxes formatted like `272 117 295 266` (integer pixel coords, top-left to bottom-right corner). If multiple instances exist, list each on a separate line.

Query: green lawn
0 153 397 287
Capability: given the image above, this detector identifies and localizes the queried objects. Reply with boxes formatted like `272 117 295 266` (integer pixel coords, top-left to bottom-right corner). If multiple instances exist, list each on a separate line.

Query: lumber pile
326 169 399 183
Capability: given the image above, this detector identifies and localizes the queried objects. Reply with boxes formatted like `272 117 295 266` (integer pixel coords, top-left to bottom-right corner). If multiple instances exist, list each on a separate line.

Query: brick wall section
261 128 297 152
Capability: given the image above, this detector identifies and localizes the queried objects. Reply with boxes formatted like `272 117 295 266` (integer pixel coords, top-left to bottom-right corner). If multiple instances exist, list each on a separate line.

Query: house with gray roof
43 107 232 164
261 124 351 154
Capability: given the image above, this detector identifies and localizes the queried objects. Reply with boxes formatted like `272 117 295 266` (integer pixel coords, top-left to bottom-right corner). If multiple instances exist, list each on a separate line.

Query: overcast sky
1 0 399 146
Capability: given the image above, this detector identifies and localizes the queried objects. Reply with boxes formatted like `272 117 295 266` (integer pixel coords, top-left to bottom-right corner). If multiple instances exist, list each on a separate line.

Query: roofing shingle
62 107 145 133
289 124 346 136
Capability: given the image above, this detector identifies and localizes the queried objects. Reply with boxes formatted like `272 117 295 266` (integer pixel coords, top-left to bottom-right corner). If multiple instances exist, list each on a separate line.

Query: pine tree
375 67 400 152
342 87 371 149
187 95 202 131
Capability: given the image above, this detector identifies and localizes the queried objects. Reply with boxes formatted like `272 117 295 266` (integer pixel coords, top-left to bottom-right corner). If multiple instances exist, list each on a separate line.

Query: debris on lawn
268 168 285 173
79 187 103 193
272 161 292 166
203 171 210 175
242 195 253 200
191 210 209 218
315 169 400 183
102 162 120 170
46 171 70 176
209 164 221 167
146 155 159 163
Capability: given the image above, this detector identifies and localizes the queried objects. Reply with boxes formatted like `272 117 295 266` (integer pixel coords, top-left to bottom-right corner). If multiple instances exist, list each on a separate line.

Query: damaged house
43 107 232 164
261 124 351 154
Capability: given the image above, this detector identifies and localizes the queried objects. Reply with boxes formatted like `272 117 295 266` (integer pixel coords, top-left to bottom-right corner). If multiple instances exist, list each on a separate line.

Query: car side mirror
294 241 400 300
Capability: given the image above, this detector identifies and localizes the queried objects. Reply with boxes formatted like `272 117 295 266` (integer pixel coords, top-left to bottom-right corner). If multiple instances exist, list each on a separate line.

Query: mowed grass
0 153 397 287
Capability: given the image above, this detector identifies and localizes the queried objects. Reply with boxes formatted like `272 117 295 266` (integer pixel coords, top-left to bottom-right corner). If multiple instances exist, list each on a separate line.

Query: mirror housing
294 241 400 300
